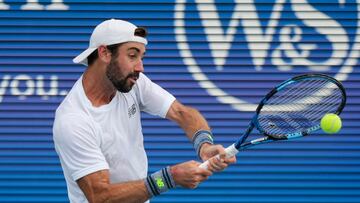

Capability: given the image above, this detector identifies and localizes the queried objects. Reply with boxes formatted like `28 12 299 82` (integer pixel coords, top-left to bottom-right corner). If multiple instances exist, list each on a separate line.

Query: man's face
106 42 145 93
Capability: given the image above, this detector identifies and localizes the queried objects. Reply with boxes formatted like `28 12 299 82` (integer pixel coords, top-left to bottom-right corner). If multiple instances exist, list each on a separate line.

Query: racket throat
239 137 274 150
234 123 256 149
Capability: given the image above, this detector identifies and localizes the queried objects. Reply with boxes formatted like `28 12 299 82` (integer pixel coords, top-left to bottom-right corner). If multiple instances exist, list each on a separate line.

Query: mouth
128 73 139 83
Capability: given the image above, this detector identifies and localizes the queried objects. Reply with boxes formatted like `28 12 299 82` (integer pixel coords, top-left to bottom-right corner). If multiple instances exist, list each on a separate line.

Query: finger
191 160 201 165
214 145 231 163
213 154 228 166
196 167 213 176
209 164 223 172
209 160 224 171
195 174 209 182
200 174 210 180
215 145 226 155
190 182 199 189
206 162 218 172
189 175 207 188
208 157 227 172
207 145 224 157
213 162 228 171
212 155 224 164
219 150 226 159
224 156 237 164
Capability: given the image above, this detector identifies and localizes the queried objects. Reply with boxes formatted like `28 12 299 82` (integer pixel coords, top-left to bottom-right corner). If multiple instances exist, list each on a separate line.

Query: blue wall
0 0 359 202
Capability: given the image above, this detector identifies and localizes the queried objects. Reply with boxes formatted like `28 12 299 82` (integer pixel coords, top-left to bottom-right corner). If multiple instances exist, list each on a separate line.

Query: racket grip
198 144 239 169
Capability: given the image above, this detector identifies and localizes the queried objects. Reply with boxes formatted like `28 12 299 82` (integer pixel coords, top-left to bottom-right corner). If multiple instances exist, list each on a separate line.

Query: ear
97 45 111 64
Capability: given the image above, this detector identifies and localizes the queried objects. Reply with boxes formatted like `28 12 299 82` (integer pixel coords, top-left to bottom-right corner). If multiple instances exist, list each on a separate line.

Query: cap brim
73 48 97 66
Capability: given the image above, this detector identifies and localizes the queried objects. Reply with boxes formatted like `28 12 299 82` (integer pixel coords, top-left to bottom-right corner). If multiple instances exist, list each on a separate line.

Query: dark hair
87 44 119 66
134 27 147 38
87 27 147 66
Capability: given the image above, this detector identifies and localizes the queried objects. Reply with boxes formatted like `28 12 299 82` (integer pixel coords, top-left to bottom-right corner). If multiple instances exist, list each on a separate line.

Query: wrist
191 130 214 158
144 166 176 198
199 142 212 160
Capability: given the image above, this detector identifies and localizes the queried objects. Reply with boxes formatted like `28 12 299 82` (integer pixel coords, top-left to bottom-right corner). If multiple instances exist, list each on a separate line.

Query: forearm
77 170 150 203
166 101 236 171
106 180 149 203
166 100 210 140
181 108 210 140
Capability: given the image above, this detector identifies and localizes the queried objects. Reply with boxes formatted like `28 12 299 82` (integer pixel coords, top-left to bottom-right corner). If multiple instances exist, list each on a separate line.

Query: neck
82 63 116 107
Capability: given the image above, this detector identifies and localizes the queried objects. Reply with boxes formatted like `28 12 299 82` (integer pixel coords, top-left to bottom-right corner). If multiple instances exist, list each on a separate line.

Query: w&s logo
175 0 359 111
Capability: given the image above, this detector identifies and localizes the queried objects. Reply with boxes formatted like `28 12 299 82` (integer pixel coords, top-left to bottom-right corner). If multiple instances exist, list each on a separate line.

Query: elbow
174 106 195 125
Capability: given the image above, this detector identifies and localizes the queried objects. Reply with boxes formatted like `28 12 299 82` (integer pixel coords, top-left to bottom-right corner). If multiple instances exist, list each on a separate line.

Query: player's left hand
199 143 237 172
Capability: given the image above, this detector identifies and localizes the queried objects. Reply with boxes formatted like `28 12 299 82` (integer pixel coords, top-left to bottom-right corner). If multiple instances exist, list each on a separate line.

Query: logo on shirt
128 103 137 118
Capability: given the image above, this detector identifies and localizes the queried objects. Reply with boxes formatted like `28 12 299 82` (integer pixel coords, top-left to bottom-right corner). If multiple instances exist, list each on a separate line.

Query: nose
134 59 144 72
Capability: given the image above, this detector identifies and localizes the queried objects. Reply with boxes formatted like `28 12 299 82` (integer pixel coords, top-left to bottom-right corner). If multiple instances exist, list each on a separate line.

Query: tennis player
53 19 236 203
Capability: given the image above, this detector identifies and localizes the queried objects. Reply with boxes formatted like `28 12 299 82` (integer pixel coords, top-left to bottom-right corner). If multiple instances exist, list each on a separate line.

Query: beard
106 58 139 93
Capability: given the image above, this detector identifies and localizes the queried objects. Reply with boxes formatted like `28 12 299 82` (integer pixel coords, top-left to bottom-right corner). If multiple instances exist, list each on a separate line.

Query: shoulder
138 72 151 82
134 72 152 89
54 112 90 129
55 76 88 116
133 72 164 94
53 112 98 145
130 73 153 99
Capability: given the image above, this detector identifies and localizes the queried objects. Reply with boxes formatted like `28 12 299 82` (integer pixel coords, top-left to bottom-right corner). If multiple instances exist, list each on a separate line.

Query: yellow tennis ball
320 113 342 134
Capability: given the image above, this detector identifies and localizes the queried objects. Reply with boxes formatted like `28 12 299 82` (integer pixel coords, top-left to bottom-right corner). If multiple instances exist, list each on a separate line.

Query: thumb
217 147 227 162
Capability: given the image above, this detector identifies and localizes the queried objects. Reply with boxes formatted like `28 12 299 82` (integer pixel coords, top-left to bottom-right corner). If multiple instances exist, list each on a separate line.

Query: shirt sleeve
135 73 176 118
53 113 109 181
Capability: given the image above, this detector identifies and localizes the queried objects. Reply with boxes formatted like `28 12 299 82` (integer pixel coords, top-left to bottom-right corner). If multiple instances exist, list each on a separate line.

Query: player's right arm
76 161 212 203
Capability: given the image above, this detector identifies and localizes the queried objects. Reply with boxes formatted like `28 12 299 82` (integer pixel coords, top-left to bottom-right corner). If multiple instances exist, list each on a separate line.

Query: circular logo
175 0 358 111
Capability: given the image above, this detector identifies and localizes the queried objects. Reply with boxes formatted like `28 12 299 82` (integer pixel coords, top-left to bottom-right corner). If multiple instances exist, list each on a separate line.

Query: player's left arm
166 100 236 171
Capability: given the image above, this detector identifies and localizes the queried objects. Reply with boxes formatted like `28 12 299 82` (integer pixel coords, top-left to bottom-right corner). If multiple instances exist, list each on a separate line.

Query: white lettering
21 0 68 10
0 74 64 103
175 0 358 112
21 0 44 10
46 0 69 10
36 75 59 99
0 0 9 10
272 0 349 71
0 75 11 102
10 75 35 100
196 0 285 70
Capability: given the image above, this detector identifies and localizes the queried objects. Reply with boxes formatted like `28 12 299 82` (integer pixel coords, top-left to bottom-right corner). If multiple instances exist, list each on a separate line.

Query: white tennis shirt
53 73 175 203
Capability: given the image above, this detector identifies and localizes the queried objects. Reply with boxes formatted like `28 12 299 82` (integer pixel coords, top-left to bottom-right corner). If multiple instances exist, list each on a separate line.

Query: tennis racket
199 73 347 169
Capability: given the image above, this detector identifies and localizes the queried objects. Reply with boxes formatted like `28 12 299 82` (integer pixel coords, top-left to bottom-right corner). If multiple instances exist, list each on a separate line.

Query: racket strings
272 79 328 105
264 79 325 111
304 87 342 119
258 78 343 137
263 79 329 113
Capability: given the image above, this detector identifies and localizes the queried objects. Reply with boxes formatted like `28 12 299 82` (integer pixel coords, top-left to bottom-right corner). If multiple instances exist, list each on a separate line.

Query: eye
129 54 136 58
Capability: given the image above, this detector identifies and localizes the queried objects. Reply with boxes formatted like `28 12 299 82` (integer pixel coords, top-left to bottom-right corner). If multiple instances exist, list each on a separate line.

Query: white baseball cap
73 19 148 66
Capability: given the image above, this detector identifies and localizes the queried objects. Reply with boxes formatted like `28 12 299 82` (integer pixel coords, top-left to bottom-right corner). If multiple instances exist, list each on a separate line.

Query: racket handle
198 144 239 169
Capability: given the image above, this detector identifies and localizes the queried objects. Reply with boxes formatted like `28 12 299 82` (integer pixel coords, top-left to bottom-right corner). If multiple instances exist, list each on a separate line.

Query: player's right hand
170 160 212 189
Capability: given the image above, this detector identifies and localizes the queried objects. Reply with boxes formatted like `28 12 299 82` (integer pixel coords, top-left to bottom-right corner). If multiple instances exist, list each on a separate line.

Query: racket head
253 73 346 139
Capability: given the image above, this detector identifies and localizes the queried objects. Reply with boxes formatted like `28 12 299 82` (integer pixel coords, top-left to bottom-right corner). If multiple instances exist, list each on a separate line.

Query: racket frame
235 73 347 150
199 73 347 169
